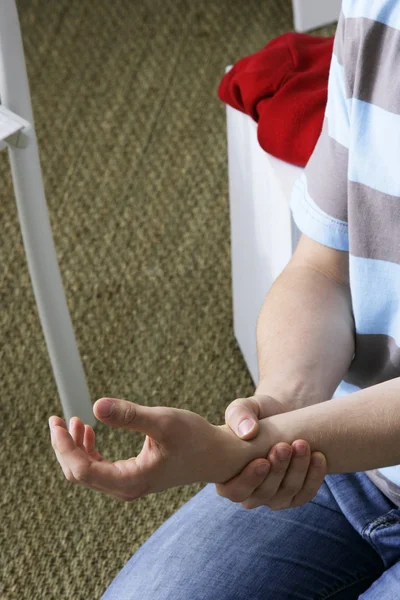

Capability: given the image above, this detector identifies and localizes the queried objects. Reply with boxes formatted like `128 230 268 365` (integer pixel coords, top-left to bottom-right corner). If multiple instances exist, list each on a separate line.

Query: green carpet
0 1 335 597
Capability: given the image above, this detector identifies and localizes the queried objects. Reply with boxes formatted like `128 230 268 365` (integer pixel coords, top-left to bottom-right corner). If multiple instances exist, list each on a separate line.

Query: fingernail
238 419 255 437
311 454 324 467
256 463 270 476
294 443 307 456
276 446 291 460
97 399 114 417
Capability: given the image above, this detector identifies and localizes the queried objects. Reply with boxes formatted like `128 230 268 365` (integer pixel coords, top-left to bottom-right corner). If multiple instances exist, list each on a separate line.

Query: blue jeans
101 472 400 599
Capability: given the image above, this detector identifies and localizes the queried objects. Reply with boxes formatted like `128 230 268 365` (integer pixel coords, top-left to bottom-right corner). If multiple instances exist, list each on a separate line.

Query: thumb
225 394 286 440
93 397 162 439
224 397 261 440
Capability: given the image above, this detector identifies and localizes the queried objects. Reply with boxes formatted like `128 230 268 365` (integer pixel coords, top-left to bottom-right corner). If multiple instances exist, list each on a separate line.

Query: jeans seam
361 516 399 568
317 572 378 600
361 515 397 546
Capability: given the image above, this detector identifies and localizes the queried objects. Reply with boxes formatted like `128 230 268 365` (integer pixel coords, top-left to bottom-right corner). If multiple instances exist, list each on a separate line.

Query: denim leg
325 472 400 599
358 562 400 600
101 480 384 600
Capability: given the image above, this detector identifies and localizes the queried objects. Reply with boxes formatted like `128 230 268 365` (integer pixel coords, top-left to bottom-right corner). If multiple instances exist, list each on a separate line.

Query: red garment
218 33 334 167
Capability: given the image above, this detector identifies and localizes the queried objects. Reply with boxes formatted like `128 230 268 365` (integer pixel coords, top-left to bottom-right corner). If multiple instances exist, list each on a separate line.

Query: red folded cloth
218 33 334 167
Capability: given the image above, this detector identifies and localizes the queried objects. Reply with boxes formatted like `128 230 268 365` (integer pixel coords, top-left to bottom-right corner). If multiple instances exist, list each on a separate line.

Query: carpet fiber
1 1 335 597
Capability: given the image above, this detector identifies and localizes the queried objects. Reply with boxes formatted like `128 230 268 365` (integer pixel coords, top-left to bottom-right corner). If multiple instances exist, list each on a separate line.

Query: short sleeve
290 11 350 251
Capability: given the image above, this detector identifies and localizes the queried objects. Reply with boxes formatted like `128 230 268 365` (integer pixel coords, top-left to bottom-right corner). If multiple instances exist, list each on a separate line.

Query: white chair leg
0 0 95 427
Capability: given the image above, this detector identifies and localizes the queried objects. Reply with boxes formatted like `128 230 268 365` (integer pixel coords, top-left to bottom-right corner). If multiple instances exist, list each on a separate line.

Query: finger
49 418 75 481
247 443 293 504
224 398 261 440
291 452 327 508
224 397 261 439
239 443 293 509
50 433 82 483
266 441 311 509
49 415 68 431
49 423 144 500
50 423 142 495
83 424 96 454
93 398 166 441
224 395 286 440
69 417 85 449
49 417 77 473
215 459 271 502
83 424 106 462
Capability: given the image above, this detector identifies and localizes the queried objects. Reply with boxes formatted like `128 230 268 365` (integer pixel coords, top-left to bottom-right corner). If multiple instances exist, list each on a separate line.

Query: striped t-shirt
290 0 400 507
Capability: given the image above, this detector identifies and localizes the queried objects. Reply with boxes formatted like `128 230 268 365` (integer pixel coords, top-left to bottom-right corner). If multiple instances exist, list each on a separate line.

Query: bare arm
254 234 355 410
220 378 400 475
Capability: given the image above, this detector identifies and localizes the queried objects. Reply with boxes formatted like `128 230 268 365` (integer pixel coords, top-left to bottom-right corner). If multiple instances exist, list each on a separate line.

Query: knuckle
241 499 257 510
216 485 242 503
224 399 244 421
291 492 313 507
225 397 259 421
269 500 290 511
122 404 137 426
129 484 148 501
215 486 228 499
73 466 89 483
214 484 224 497
230 491 247 503
121 494 136 503
120 486 147 502
64 469 76 483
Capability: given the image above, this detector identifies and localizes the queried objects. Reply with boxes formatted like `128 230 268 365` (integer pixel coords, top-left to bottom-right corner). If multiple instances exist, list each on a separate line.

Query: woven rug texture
0 1 335 598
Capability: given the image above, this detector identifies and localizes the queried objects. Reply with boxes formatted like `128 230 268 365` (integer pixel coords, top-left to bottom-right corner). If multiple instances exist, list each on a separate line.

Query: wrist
216 419 279 473
215 423 264 481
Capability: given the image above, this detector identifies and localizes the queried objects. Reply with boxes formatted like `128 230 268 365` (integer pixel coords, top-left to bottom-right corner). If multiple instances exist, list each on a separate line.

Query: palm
74 414 172 492
49 400 232 502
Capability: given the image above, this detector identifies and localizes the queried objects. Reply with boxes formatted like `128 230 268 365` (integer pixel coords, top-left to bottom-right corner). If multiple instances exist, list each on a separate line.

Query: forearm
222 378 400 475
255 263 355 410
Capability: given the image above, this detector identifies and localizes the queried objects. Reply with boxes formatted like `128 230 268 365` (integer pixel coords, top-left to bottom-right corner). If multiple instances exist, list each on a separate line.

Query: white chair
0 0 95 427
0 0 340 423
226 104 302 385
226 3 342 385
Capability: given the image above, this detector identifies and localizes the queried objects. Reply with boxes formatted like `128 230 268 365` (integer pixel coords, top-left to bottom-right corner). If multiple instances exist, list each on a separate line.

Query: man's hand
49 397 254 502
215 395 327 510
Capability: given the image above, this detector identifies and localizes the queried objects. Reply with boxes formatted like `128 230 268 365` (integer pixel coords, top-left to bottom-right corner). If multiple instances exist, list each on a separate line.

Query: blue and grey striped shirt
290 0 400 506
